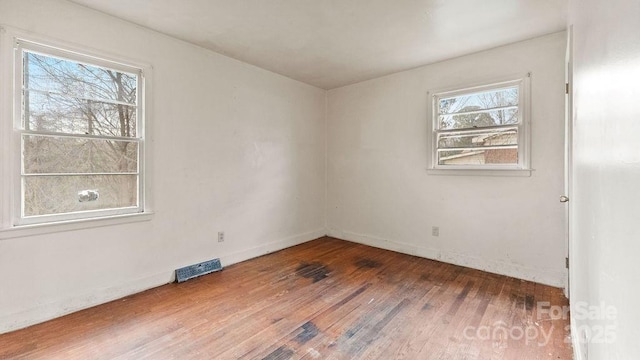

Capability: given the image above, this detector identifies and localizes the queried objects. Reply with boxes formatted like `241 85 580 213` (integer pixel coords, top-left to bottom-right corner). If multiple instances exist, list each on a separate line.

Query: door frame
563 25 574 298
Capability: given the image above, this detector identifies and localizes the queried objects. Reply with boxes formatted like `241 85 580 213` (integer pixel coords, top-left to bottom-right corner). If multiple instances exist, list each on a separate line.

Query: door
562 26 574 298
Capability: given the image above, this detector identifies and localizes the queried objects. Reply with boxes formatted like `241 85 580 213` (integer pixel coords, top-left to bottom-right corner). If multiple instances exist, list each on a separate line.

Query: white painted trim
426 168 532 177
0 271 172 334
219 228 327 267
327 229 565 288
0 24 154 231
427 73 532 173
0 211 154 240
0 228 326 334
570 316 586 360
564 25 574 300
0 27 13 233
0 25 153 72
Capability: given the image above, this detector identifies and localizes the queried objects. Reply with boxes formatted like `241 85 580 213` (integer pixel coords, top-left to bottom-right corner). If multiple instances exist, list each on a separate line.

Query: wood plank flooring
0 237 573 359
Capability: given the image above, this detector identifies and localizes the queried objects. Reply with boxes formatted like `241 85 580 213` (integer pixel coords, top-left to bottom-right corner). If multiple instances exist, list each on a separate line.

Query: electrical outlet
432 226 439 237
218 231 225 242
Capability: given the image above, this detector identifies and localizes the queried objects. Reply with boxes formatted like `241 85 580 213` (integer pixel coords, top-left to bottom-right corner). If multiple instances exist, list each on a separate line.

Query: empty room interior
0 0 638 359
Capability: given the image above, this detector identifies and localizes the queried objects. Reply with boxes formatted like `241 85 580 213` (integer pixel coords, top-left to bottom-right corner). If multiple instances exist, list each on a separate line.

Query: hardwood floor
0 237 573 359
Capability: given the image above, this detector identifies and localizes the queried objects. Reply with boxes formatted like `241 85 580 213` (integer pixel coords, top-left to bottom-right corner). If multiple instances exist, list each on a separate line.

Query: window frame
428 74 532 175
0 27 153 233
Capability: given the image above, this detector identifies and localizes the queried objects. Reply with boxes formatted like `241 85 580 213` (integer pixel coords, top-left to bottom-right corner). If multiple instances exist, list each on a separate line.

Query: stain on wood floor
0 237 573 359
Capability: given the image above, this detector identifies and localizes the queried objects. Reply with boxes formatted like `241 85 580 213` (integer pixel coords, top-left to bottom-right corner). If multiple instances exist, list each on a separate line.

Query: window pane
23 135 138 174
438 128 518 149
438 148 518 165
439 86 518 115
23 175 138 217
438 108 518 130
25 91 137 137
24 51 137 105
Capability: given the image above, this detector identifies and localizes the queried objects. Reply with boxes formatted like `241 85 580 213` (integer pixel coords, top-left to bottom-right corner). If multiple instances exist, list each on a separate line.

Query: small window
13 40 145 225
429 76 530 172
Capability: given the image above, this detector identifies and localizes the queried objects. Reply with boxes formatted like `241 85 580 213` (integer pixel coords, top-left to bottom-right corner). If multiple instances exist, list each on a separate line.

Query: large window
13 40 145 225
430 76 530 172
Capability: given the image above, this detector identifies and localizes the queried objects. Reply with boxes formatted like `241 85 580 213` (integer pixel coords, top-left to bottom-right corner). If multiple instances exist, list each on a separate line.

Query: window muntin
15 41 144 224
431 78 528 169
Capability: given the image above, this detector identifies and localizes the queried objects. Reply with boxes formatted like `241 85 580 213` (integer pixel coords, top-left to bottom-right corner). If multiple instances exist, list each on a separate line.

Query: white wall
0 0 573 336
569 0 640 358
326 32 567 287
0 0 326 333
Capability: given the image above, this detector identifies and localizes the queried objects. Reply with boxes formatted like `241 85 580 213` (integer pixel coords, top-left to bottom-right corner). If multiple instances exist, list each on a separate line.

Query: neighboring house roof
440 131 517 164
439 150 485 161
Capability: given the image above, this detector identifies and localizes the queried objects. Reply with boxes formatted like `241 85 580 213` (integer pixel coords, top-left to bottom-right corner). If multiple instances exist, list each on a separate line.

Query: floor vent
175 258 223 283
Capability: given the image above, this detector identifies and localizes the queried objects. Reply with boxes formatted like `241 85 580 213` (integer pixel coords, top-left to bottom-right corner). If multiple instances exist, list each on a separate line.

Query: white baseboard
219 228 326 267
0 271 172 335
570 315 586 360
0 228 326 335
327 229 565 288
2 228 563 335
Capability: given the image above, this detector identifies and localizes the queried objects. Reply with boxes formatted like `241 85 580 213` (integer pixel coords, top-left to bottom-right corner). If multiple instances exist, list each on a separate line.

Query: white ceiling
70 0 567 89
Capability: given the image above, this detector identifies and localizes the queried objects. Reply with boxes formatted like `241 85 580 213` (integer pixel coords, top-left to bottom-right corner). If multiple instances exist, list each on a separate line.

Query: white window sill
0 212 154 240
426 168 533 177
